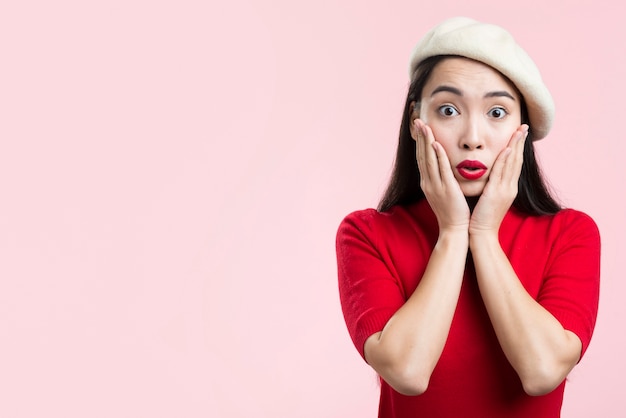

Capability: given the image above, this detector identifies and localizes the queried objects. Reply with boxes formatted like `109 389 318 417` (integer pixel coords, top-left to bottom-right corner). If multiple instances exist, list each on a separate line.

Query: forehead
424 57 519 98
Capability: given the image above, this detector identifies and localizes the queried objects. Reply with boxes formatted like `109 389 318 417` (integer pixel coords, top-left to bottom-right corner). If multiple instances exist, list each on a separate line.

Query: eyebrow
484 91 516 101
431 85 463 97
430 85 516 101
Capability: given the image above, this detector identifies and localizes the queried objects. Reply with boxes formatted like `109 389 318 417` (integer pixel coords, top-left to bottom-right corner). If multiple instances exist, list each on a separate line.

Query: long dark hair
377 55 561 215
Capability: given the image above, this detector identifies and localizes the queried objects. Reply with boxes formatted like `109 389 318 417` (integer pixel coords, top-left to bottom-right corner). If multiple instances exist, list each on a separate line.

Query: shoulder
507 207 599 236
336 207 399 249
520 209 601 263
552 208 601 251
500 208 600 259
544 208 600 245
337 200 436 244
338 207 400 232
554 208 599 231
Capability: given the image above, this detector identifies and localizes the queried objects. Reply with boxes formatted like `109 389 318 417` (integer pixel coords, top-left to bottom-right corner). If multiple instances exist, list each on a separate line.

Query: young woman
336 17 600 417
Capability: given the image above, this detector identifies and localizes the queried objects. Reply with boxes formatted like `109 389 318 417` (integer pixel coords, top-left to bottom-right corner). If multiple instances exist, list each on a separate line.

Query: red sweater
336 200 600 418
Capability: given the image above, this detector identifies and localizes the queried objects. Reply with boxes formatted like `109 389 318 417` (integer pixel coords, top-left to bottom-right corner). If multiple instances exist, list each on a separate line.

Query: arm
470 232 582 395
364 119 470 395
364 229 467 395
469 126 582 395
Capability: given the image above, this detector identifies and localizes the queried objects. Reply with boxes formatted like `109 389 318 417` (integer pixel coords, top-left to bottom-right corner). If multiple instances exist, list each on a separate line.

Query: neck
466 196 479 212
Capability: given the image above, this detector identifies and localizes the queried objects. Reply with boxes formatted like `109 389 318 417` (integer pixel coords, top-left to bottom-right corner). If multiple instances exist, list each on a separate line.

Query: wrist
437 228 469 250
469 229 500 250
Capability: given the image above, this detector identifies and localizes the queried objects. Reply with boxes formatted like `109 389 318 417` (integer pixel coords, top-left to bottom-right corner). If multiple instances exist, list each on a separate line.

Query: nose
461 120 484 150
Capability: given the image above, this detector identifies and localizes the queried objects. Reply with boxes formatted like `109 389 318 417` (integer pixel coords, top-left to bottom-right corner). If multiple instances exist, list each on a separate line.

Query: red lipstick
456 160 487 180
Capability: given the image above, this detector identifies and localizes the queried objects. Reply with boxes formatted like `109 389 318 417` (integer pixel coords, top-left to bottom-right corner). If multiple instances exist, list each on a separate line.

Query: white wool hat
408 17 554 140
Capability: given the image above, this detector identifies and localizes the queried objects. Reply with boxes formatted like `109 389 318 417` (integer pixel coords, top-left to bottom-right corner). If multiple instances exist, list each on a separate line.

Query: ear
409 101 420 141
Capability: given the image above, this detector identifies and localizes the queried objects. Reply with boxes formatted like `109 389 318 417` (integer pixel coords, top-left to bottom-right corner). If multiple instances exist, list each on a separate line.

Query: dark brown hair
377 55 561 215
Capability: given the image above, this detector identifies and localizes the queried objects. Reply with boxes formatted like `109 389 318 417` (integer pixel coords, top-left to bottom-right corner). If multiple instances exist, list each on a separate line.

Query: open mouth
456 160 487 180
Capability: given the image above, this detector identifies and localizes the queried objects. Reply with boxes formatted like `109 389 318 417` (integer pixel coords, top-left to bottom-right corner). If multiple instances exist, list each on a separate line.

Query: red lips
456 160 487 180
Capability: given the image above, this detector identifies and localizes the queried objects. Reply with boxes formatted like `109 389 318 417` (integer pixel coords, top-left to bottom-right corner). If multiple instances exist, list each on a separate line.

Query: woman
336 17 600 417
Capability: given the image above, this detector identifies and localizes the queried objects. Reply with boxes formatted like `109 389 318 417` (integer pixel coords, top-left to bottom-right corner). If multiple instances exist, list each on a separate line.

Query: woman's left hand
469 125 529 236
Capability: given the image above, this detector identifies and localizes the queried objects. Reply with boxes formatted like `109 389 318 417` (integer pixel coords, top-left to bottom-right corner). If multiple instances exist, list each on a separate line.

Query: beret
408 17 554 140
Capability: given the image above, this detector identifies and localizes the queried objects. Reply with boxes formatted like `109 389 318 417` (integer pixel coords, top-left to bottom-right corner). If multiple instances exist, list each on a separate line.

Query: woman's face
412 57 523 197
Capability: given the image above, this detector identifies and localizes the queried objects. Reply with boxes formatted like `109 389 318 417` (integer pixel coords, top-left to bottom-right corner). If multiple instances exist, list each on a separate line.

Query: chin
461 185 485 197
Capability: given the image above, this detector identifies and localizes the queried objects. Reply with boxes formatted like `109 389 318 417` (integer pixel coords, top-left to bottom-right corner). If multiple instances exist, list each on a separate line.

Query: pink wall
0 0 623 416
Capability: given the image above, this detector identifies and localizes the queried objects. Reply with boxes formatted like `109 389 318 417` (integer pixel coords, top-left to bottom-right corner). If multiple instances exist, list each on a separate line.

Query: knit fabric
336 199 600 417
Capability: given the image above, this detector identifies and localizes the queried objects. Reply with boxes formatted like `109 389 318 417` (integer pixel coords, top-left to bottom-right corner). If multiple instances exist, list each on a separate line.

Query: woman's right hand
362 119 471 395
413 119 470 234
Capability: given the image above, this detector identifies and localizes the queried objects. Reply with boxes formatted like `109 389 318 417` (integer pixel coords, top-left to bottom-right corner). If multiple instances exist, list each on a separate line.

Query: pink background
0 0 623 416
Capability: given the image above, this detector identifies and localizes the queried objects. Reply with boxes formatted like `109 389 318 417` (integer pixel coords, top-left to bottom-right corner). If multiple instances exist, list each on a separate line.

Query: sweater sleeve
336 210 406 361
537 210 601 359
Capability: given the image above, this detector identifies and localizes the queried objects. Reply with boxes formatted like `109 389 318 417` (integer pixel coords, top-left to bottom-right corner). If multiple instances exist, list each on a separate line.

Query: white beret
408 17 554 140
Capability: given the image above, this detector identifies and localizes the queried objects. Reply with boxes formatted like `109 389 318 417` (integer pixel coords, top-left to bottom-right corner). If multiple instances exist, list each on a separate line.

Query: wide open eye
438 105 459 117
488 107 508 119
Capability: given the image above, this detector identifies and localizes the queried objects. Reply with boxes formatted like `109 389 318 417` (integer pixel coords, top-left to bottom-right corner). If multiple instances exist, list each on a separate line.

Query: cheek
492 125 519 149
428 125 456 150
494 137 510 152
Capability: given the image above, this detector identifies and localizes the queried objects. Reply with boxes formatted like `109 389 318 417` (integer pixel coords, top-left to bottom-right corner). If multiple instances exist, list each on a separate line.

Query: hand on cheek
414 119 470 234
469 124 529 235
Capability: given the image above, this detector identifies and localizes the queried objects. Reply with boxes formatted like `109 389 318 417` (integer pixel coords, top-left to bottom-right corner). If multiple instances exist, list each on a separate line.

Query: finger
493 125 525 182
512 127 528 174
415 119 437 183
490 146 512 183
420 122 443 187
503 126 528 185
432 141 455 185
414 119 430 182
